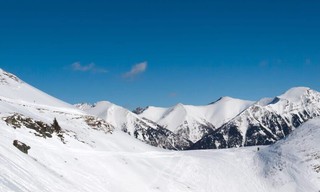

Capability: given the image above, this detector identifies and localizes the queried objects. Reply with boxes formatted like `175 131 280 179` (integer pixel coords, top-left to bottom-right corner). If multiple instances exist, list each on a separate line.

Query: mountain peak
209 96 248 105
0 69 22 85
174 103 185 107
278 87 311 102
95 101 114 106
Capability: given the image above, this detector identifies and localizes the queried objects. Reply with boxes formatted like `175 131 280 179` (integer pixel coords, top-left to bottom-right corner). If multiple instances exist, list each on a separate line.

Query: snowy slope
0 69 73 109
0 69 114 147
84 101 157 134
0 69 319 192
1 114 319 192
139 97 254 142
258 117 320 191
193 87 320 149
76 101 192 150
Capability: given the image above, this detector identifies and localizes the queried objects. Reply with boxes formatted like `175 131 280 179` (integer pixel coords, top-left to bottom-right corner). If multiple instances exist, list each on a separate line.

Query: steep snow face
140 97 254 142
258 117 320 191
84 101 126 128
192 87 320 149
205 96 255 127
77 101 192 150
0 69 73 109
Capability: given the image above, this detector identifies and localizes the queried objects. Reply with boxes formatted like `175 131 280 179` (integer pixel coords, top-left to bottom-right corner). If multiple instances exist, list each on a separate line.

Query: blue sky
0 0 319 109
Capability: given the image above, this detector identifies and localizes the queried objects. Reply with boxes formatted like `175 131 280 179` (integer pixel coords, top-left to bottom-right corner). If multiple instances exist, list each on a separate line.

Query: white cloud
71 62 108 73
123 62 147 78
72 62 94 71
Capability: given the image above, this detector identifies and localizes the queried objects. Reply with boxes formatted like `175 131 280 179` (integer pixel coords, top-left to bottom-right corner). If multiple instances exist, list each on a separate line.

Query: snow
258 117 320 191
85 101 121 126
255 97 274 106
266 86 320 115
81 101 158 134
1 114 319 192
0 69 74 109
139 97 254 142
74 103 94 111
278 87 310 103
141 97 254 130
0 69 319 192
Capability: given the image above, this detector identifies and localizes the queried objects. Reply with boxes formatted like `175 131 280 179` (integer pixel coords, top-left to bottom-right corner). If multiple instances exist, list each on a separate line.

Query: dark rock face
132 107 146 115
4 113 60 138
191 124 243 149
174 121 215 143
227 125 243 148
83 116 114 134
127 118 192 150
13 140 30 154
191 132 226 149
143 126 192 150
3 114 67 143
244 125 276 146
192 109 320 150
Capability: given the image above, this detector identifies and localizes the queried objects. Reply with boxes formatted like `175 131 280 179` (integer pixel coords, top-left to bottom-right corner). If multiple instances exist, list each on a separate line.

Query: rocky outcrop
13 140 30 154
132 118 192 150
83 116 114 134
3 113 65 141
132 107 145 115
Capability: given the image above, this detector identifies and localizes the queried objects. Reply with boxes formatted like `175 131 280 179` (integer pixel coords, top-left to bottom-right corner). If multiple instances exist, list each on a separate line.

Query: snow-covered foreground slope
1 117 320 192
139 97 254 142
258 117 320 191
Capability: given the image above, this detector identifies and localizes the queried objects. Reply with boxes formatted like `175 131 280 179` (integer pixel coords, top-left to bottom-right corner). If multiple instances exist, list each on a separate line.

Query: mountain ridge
75 101 192 150
0 68 319 191
75 86 320 151
192 87 320 149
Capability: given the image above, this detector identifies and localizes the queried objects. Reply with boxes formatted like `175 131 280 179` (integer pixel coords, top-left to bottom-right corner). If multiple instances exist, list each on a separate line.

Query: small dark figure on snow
257 147 260 151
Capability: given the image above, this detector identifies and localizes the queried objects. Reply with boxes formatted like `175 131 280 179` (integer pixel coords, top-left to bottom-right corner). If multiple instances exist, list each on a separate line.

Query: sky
0 0 320 109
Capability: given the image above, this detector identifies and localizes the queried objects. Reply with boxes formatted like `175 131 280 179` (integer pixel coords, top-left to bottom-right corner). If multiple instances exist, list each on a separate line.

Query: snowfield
258 117 320 191
0 69 319 192
1 118 320 192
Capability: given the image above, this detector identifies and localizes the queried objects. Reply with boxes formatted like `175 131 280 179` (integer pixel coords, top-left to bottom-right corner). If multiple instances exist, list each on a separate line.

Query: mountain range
0 68 319 191
76 86 320 151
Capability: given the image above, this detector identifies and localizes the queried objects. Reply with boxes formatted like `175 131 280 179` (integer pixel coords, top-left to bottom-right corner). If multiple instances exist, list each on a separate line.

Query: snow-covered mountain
0 68 114 144
0 68 72 108
75 101 192 150
138 97 254 142
192 87 320 149
0 68 319 191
